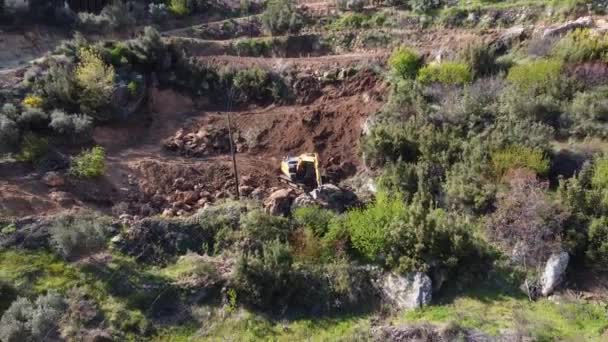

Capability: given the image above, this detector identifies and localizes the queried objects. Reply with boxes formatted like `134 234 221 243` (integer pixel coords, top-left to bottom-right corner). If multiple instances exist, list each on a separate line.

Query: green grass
154 310 372 342
399 293 607 340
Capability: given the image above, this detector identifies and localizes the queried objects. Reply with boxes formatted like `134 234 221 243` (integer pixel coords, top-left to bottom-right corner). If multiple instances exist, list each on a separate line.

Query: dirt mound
164 70 385 184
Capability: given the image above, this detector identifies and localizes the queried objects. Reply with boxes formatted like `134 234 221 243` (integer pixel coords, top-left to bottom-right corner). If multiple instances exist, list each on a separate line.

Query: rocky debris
498 25 526 47
164 125 244 157
542 16 593 38
310 184 359 212
49 190 76 207
0 216 52 250
292 193 317 210
86 329 114 342
250 187 267 201
42 171 65 187
374 323 493 342
238 185 254 196
541 252 570 296
264 188 295 216
379 272 432 310
114 218 212 264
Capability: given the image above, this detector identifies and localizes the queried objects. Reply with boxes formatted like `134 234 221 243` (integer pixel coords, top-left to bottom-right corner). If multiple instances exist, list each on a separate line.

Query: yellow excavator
279 153 322 190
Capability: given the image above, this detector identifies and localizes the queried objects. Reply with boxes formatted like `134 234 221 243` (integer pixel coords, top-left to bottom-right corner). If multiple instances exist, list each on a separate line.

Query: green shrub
233 38 272 57
361 123 418 167
262 0 303 35
49 214 110 260
0 115 19 152
417 62 473 85
389 46 422 80
491 145 550 178
569 88 608 138
586 217 608 264
409 0 442 13
506 59 563 95
0 297 33 342
591 156 608 189
343 192 407 262
74 47 116 118
16 133 48 163
49 110 93 139
458 43 499 77
552 29 608 63
17 107 49 129
293 206 336 236
70 146 105 178
240 209 291 250
127 80 138 96
32 61 78 111
169 0 190 16
231 67 282 102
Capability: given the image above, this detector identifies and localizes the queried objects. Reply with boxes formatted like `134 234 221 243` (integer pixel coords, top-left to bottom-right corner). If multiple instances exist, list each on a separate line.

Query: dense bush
16 133 49 163
361 123 418 167
74 47 116 118
0 115 19 152
506 59 563 95
33 61 78 111
77 1 135 33
552 29 608 63
491 145 550 179
262 0 303 35
458 43 499 77
70 146 106 178
389 47 422 80
568 87 608 138
49 109 93 140
335 0 367 12
487 169 567 269
341 191 488 275
293 206 336 236
169 0 190 16
0 297 33 342
408 0 442 13
49 214 111 260
0 293 66 342
417 62 473 85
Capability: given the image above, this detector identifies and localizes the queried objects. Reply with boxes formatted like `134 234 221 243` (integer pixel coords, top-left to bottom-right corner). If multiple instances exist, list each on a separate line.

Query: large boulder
379 272 432 310
542 16 593 38
264 189 295 216
291 193 317 210
310 184 359 212
541 252 569 296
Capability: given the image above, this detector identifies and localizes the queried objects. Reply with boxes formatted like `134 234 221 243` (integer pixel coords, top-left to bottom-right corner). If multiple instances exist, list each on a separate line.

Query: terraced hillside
1 0 608 341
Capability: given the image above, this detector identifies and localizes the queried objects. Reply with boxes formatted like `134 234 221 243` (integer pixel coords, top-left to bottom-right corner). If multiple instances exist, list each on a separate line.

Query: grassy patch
154 310 372 341
399 292 607 339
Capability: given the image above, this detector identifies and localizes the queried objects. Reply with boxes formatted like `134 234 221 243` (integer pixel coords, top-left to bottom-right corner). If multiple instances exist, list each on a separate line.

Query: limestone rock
543 16 593 38
42 171 65 187
541 252 569 296
310 184 358 212
264 189 295 216
379 272 432 310
292 193 317 210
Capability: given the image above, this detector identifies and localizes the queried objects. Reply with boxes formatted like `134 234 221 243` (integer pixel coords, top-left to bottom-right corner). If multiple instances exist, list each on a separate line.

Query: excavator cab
279 153 322 190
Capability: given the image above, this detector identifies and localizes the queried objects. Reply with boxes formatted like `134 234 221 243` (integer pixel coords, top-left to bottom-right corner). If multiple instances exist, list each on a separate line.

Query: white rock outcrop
541 252 569 296
380 272 432 310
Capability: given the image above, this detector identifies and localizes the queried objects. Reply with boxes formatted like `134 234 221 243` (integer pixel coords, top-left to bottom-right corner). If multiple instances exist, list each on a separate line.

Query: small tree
74 47 116 118
70 146 106 178
389 46 422 80
262 0 303 35
49 214 110 260
487 169 567 273
0 297 34 342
